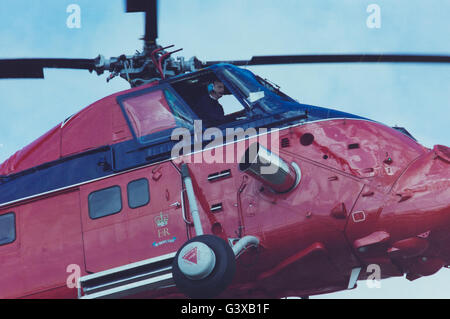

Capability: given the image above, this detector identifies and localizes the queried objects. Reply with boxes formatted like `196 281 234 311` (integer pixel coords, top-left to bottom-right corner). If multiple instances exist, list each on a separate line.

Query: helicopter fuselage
0 64 449 299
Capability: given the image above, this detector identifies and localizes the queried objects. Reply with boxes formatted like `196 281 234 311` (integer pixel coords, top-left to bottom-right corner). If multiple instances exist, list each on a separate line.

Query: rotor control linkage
158 47 183 79
150 45 183 79
151 45 173 76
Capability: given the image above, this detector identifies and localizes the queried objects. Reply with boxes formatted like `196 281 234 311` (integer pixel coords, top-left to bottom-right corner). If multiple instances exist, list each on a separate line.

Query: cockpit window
119 86 195 143
218 66 295 112
163 89 194 125
254 75 293 101
170 71 246 127
122 89 177 139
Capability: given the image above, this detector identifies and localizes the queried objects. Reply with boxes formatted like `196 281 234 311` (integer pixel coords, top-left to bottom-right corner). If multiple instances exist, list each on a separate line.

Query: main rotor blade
0 58 96 79
126 0 158 44
202 54 450 67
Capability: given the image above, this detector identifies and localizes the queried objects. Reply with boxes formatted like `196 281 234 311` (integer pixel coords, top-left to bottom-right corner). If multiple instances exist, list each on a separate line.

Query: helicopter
0 0 449 299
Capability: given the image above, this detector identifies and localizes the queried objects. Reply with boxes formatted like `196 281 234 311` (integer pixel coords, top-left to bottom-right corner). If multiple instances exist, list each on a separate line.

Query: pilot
194 80 225 126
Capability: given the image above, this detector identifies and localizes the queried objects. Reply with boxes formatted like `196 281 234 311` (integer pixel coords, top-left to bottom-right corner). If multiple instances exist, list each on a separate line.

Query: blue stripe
0 147 114 205
0 113 367 206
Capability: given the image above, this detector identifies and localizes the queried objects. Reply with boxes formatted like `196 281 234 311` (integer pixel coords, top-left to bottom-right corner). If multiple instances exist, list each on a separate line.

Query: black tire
172 235 236 299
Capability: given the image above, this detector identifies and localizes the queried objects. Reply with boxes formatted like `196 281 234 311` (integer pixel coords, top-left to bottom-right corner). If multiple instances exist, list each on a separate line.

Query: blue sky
0 0 449 298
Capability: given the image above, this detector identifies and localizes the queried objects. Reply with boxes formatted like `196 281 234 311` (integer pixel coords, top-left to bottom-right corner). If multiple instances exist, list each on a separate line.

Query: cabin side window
88 186 122 219
127 178 150 209
0 212 16 246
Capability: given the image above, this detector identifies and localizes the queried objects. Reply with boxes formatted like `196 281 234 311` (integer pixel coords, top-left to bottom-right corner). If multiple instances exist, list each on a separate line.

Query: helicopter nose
394 145 450 205
389 144 450 270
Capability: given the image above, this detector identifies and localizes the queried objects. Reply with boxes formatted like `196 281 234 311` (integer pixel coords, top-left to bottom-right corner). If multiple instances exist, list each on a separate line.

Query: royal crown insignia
154 212 168 227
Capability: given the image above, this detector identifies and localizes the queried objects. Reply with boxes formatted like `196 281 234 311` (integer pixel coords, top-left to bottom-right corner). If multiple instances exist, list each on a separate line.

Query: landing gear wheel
172 235 236 299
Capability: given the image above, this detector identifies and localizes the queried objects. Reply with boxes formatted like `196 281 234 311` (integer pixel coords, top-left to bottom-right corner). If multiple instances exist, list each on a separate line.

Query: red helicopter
0 0 449 299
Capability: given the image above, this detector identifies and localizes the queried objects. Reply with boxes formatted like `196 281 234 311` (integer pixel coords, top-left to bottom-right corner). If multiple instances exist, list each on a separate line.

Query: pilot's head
208 80 225 99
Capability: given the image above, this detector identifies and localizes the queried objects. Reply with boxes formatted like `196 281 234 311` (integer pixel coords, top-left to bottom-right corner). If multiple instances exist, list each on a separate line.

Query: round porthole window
300 133 314 146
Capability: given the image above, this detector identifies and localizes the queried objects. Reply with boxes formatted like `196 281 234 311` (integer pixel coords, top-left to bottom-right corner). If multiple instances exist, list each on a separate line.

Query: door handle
169 201 181 209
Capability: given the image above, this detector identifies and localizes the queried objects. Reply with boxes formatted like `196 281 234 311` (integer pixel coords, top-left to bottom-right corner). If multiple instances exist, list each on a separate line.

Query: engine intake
239 143 301 193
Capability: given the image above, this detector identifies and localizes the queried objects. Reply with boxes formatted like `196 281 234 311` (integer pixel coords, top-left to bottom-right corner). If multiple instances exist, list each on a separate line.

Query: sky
0 0 449 298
